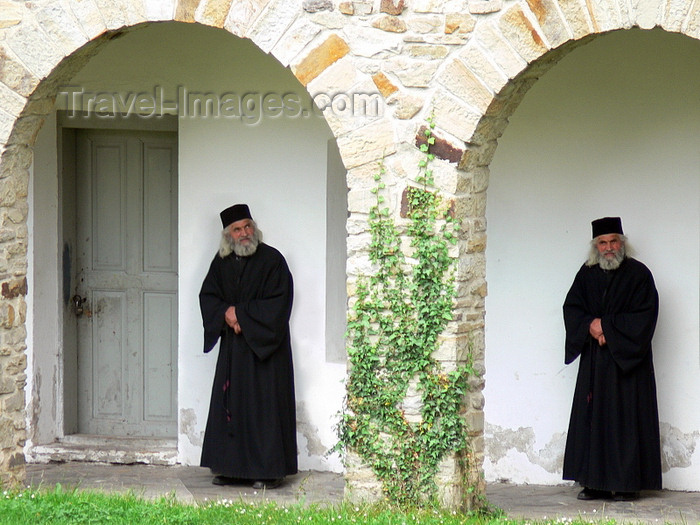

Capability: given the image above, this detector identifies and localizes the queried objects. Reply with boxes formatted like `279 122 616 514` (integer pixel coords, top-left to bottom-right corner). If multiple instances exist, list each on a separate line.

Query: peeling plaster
485 423 566 476
488 421 700 479
179 408 202 448
660 422 700 472
296 401 327 457
28 369 40 444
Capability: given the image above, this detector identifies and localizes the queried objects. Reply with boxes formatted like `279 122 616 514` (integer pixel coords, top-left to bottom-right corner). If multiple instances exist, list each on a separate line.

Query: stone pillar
0 144 31 487
0 277 28 487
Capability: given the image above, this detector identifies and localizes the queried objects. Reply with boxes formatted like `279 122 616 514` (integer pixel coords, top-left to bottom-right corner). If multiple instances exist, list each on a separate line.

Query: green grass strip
0 485 617 525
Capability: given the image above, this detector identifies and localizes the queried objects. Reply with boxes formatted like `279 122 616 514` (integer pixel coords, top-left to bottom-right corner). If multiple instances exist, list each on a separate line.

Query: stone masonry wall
0 0 698 507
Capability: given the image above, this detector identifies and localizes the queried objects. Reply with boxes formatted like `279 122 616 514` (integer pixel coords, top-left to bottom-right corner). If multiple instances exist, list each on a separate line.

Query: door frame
57 112 178 442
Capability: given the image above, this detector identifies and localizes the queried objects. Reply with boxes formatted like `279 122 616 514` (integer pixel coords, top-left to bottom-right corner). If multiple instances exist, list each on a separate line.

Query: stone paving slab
26 463 345 507
25 463 700 523
487 483 700 524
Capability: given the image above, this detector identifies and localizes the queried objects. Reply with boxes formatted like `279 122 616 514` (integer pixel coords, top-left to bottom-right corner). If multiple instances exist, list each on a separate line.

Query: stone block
372 72 399 98
350 1 374 15
1 278 27 299
524 0 571 48
469 0 503 14
405 44 450 59
415 125 464 164
2 388 24 412
224 0 268 35
387 91 424 120
66 0 108 38
385 56 441 87
310 9 348 29
5 21 65 80
660 0 692 31
445 12 476 34
304 0 333 13
174 0 199 22
144 0 177 21
91 0 134 29
630 0 663 29
438 58 493 113
246 0 300 53
0 304 15 328
194 0 234 27
34 3 89 52
464 409 484 433
336 118 397 169
413 0 466 13
342 24 403 58
557 0 594 39
472 22 527 79
292 33 351 86
498 4 549 62
0 44 40 98
7 114 45 146
5 354 25 375
372 15 407 33
270 17 322 67
0 112 13 147
0 1 23 29
586 0 622 32
431 89 481 143
686 2 700 39
405 15 443 34
339 2 354 15
381 0 405 15
0 375 15 395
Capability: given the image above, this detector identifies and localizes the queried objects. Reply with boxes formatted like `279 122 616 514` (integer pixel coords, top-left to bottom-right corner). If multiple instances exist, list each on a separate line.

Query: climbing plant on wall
337 116 475 507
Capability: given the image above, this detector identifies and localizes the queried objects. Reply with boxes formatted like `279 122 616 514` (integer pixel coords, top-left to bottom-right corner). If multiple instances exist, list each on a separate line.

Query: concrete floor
25 462 700 523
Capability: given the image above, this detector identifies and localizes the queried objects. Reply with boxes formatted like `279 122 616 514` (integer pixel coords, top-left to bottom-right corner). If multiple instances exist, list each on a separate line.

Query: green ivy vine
337 115 475 507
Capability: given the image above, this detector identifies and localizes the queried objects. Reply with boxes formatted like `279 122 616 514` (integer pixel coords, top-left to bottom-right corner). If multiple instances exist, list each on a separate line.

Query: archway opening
484 28 700 489
27 21 347 472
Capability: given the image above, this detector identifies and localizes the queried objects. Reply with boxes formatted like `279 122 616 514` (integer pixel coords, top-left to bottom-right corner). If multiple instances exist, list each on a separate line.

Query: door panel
76 129 178 438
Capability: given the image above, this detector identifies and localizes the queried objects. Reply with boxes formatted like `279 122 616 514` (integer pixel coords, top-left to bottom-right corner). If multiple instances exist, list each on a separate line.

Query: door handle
72 294 87 317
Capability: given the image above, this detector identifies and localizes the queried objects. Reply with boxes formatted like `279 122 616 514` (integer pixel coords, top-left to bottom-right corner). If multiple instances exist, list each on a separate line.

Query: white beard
232 237 259 257
597 246 625 270
218 225 263 258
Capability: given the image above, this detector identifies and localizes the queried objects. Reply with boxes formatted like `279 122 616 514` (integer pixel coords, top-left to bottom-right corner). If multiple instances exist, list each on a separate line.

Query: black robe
199 243 297 479
562 257 661 492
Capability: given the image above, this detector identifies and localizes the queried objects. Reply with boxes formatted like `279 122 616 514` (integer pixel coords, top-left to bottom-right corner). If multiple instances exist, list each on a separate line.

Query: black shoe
252 478 283 490
212 475 241 486
577 487 612 500
613 491 639 501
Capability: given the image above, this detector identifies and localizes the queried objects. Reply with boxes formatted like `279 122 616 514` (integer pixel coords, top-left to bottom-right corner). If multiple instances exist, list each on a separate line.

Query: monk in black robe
199 204 297 489
562 217 661 502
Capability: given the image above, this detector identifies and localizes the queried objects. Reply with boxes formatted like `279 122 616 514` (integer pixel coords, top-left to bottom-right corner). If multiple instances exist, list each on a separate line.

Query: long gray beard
218 227 262 258
597 246 625 270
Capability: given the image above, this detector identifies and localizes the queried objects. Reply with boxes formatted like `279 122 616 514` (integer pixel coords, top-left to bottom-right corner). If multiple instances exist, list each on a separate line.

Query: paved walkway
26 463 700 523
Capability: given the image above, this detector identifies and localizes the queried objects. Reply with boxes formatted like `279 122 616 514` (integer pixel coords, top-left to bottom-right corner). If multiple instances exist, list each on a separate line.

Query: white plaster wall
485 28 700 490
29 22 346 472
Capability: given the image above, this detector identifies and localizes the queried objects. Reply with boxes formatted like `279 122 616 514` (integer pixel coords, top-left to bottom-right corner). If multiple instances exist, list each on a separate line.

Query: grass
0 485 613 525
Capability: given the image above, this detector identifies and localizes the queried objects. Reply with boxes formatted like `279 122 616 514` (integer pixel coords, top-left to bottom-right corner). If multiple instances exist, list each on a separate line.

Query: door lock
72 294 87 317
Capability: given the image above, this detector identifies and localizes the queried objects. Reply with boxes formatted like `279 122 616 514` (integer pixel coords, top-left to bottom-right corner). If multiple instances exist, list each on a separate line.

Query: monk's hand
225 306 238 329
588 317 605 342
597 334 606 346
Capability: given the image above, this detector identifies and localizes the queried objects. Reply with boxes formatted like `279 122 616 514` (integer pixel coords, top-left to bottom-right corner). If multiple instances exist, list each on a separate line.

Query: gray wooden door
75 129 178 438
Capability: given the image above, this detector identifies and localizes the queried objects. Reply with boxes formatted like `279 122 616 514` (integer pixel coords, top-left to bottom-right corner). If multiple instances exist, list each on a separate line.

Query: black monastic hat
591 217 623 239
220 204 253 228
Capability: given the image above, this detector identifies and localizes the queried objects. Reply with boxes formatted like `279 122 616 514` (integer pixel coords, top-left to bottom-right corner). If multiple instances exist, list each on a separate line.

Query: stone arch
413 0 700 506
0 0 346 486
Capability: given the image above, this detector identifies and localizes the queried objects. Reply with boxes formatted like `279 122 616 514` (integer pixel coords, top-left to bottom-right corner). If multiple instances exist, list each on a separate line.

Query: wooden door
75 129 178 438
